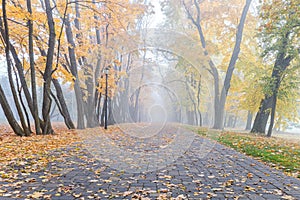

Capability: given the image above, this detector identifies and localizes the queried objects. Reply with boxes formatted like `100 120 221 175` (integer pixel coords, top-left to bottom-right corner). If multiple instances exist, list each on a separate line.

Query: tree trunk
245 111 253 130
74 2 98 128
108 98 115 125
52 78 75 129
0 85 25 136
196 79 202 126
251 32 293 134
42 0 55 135
183 0 252 130
216 0 252 129
65 15 85 129
267 94 277 137
185 78 198 125
251 98 271 133
0 29 35 116
100 97 106 127
84 64 98 128
1 0 30 136
27 0 41 134
232 115 238 128
223 112 228 127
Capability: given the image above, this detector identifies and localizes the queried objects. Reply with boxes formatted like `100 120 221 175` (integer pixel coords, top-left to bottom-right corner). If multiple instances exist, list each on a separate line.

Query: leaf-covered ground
0 123 299 199
193 126 300 179
0 123 81 175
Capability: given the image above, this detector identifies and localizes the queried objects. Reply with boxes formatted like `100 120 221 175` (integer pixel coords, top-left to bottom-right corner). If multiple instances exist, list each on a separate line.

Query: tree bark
216 0 252 129
42 0 55 135
183 0 252 129
0 0 28 136
0 85 25 136
267 92 277 137
52 78 75 129
27 0 41 134
1 0 30 136
65 15 85 129
245 110 253 130
251 32 293 135
196 78 202 126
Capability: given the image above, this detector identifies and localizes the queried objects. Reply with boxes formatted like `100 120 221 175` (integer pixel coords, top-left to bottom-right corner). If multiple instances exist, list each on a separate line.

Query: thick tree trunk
84 64 98 128
251 32 292 135
251 98 271 133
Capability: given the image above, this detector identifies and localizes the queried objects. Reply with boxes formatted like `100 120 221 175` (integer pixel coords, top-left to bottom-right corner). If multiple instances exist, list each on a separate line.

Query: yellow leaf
30 192 44 199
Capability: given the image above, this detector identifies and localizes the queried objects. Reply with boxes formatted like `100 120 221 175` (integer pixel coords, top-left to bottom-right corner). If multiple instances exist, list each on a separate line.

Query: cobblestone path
0 124 299 199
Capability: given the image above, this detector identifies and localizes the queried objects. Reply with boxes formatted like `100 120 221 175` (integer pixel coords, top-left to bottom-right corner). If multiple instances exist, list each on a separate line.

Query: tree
251 0 300 136
27 0 41 134
0 0 28 136
181 0 252 129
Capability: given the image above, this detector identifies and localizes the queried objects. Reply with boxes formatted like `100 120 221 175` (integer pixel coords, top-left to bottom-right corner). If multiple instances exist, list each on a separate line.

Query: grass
190 126 300 178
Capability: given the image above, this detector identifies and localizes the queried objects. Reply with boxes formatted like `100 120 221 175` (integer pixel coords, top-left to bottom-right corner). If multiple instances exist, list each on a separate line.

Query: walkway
0 124 299 199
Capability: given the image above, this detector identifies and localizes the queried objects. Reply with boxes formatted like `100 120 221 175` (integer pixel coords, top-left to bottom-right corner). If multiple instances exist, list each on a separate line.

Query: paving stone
0 124 299 199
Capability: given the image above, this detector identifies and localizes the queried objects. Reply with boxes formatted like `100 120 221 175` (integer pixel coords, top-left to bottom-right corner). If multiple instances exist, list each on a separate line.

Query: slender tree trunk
14 70 32 134
74 2 98 127
65 15 85 129
267 93 277 137
42 0 55 135
0 85 25 136
227 115 232 127
27 0 41 134
185 77 198 125
196 78 202 126
245 111 253 130
1 0 29 136
52 79 75 129
100 98 106 126
223 112 227 127
233 115 238 128
0 29 35 116
183 0 252 130
108 98 115 125
216 0 252 129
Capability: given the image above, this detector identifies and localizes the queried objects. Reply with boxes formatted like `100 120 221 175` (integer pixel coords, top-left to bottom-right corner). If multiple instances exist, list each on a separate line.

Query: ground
0 123 299 199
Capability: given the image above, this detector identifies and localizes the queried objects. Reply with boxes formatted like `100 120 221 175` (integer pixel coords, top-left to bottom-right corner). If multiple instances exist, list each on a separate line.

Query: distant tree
182 0 252 129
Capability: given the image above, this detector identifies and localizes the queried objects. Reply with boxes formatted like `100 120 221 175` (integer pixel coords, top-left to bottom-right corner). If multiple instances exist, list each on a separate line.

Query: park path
0 124 299 199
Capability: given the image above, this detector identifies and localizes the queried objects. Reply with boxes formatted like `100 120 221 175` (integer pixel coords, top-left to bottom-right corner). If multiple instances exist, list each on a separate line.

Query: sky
148 0 165 28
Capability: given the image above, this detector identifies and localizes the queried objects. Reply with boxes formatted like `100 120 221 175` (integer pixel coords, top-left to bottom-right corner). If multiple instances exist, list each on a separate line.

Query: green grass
189 126 300 178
